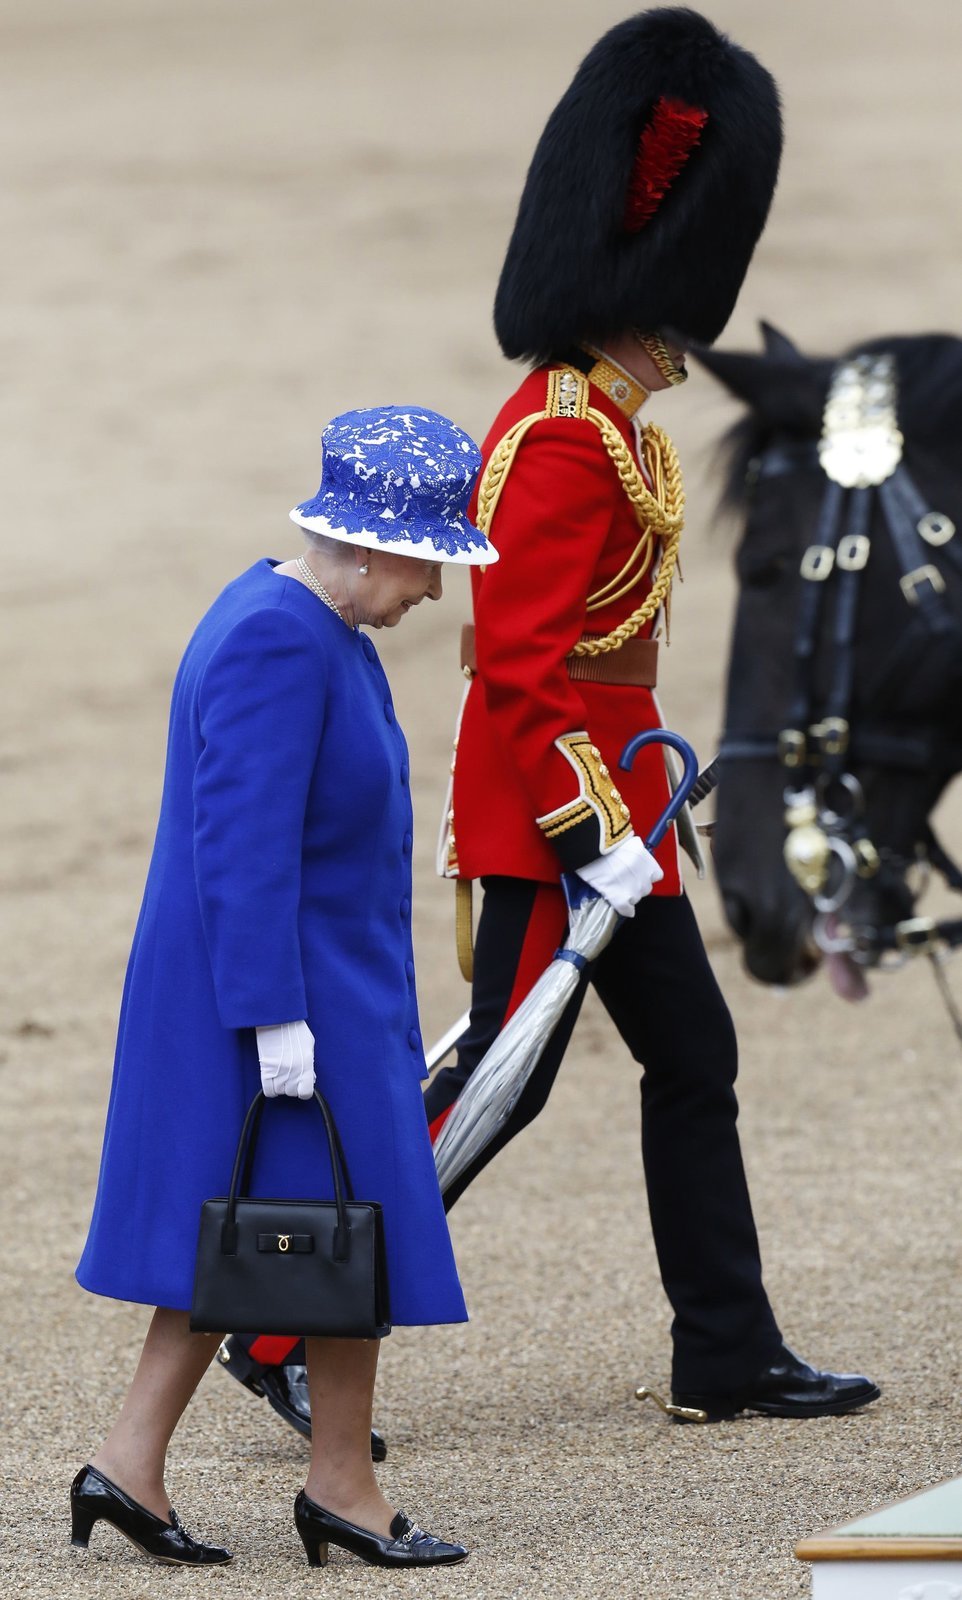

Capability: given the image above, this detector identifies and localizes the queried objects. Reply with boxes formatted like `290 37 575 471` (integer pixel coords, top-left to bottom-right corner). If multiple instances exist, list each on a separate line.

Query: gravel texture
3 4 962 1597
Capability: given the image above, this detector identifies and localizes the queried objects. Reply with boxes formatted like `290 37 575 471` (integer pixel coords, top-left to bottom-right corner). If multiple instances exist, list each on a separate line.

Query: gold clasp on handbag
278 1233 291 1253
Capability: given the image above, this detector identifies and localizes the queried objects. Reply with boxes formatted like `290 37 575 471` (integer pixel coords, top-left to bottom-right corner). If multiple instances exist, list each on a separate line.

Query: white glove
255 1020 316 1099
575 835 664 918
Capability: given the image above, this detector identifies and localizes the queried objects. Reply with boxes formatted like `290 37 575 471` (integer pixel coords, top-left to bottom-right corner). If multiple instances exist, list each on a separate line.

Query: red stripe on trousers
249 1334 301 1364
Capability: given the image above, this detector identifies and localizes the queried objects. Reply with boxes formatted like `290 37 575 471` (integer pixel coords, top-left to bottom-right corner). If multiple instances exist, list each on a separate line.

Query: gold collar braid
474 367 685 651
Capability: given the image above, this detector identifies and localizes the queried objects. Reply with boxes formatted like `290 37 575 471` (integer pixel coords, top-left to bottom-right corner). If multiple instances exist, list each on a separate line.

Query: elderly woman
72 407 496 1570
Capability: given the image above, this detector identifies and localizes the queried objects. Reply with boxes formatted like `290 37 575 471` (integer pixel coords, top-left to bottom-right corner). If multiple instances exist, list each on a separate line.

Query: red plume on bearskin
623 97 709 233
493 8 782 362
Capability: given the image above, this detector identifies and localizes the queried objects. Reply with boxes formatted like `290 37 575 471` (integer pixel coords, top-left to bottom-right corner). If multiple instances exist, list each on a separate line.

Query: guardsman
425 6 880 1423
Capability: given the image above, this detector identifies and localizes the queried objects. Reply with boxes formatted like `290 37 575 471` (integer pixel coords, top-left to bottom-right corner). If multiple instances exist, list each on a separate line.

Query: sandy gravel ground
3 3 962 1597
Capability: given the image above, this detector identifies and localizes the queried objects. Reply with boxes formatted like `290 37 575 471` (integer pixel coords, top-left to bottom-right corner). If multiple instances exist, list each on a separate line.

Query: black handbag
190 1090 391 1338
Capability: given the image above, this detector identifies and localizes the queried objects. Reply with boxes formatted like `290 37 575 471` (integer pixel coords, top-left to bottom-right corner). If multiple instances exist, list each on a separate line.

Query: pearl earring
359 563 369 576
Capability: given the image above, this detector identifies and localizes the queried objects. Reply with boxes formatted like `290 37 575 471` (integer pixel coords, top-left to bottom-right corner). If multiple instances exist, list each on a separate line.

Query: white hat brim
289 508 498 566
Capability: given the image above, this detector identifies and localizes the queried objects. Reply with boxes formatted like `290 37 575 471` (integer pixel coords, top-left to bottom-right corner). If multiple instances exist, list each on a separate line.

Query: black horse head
697 325 962 992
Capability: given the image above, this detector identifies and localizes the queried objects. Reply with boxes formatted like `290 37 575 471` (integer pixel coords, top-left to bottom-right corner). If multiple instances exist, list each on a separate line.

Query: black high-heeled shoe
69 1465 232 1565
293 1490 468 1568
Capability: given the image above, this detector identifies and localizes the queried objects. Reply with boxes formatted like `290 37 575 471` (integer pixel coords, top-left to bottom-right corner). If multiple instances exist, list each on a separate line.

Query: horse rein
717 353 962 994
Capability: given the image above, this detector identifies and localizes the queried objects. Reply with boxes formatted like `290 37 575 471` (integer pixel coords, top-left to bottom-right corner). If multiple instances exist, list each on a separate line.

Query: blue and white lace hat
290 406 498 566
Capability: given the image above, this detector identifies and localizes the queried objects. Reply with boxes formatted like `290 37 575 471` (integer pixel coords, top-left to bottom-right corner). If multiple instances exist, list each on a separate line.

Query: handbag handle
237 1091 356 1205
223 1090 355 1262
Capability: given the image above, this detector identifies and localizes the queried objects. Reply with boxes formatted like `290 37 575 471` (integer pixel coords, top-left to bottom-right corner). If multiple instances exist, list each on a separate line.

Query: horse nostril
723 894 750 939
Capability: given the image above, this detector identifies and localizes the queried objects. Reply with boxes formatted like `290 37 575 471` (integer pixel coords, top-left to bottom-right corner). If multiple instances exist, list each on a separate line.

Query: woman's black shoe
70 1465 232 1565
293 1490 468 1568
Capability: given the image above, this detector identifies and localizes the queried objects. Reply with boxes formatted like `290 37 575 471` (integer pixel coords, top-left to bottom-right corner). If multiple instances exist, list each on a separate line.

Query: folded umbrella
433 729 700 1195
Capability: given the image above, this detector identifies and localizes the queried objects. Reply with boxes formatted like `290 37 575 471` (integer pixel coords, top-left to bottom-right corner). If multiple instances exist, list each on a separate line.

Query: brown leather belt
460 623 658 687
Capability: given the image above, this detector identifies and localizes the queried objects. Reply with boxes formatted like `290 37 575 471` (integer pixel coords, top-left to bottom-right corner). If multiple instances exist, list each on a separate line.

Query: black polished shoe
216 1337 387 1461
293 1491 468 1569
69 1465 232 1565
672 1344 881 1422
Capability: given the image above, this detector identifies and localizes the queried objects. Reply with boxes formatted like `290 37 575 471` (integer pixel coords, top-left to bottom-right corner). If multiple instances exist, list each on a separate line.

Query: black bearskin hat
493 7 783 362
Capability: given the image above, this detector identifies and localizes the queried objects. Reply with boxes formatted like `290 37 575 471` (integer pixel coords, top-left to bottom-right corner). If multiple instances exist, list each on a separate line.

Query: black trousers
424 877 783 1392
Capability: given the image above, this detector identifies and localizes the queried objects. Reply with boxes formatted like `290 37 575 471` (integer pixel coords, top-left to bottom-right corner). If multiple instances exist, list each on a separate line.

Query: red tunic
447 364 682 895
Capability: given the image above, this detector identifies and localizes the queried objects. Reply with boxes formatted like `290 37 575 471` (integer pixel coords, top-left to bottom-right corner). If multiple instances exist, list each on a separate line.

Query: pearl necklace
296 556 347 622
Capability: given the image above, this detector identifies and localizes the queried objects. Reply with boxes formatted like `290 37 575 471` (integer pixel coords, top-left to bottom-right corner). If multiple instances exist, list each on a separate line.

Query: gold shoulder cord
473 368 685 650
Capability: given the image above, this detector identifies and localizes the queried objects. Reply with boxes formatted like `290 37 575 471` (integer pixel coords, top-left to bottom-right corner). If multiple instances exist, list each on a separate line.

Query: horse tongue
824 944 870 1001
820 914 870 1001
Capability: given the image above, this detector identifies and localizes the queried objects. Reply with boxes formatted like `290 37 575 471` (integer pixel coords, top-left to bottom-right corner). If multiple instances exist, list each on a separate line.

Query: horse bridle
717 353 962 974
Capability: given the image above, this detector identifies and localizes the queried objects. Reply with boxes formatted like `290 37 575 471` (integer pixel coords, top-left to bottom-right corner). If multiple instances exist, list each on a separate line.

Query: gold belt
460 624 658 687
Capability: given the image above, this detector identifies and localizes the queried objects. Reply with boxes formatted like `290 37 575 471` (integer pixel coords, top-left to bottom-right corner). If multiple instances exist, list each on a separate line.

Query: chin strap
633 331 689 385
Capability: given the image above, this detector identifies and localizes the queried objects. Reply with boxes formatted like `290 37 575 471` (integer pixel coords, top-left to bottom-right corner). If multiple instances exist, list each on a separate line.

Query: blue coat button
400 764 409 787
362 638 376 662
408 1029 420 1051
402 832 413 857
384 702 395 724
405 960 415 983
400 897 411 921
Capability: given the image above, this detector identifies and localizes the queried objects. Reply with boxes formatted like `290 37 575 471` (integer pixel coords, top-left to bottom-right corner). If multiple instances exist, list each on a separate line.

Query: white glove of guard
575 835 664 918
255 1020 316 1099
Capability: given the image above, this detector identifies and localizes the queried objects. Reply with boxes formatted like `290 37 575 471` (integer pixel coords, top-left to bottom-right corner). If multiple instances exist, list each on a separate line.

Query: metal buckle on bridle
809 717 850 760
917 511 956 547
800 544 835 582
900 564 947 605
778 729 807 769
836 533 871 571
894 916 940 956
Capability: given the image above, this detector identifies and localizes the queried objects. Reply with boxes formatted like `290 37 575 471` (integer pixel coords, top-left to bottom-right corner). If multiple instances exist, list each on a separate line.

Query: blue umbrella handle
619 728 700 850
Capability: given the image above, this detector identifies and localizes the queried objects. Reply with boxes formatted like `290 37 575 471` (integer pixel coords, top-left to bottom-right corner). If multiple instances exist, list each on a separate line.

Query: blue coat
77 560 467 1326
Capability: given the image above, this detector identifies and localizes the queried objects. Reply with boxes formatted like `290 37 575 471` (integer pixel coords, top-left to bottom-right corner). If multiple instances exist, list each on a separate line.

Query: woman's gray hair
301 529 356 565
